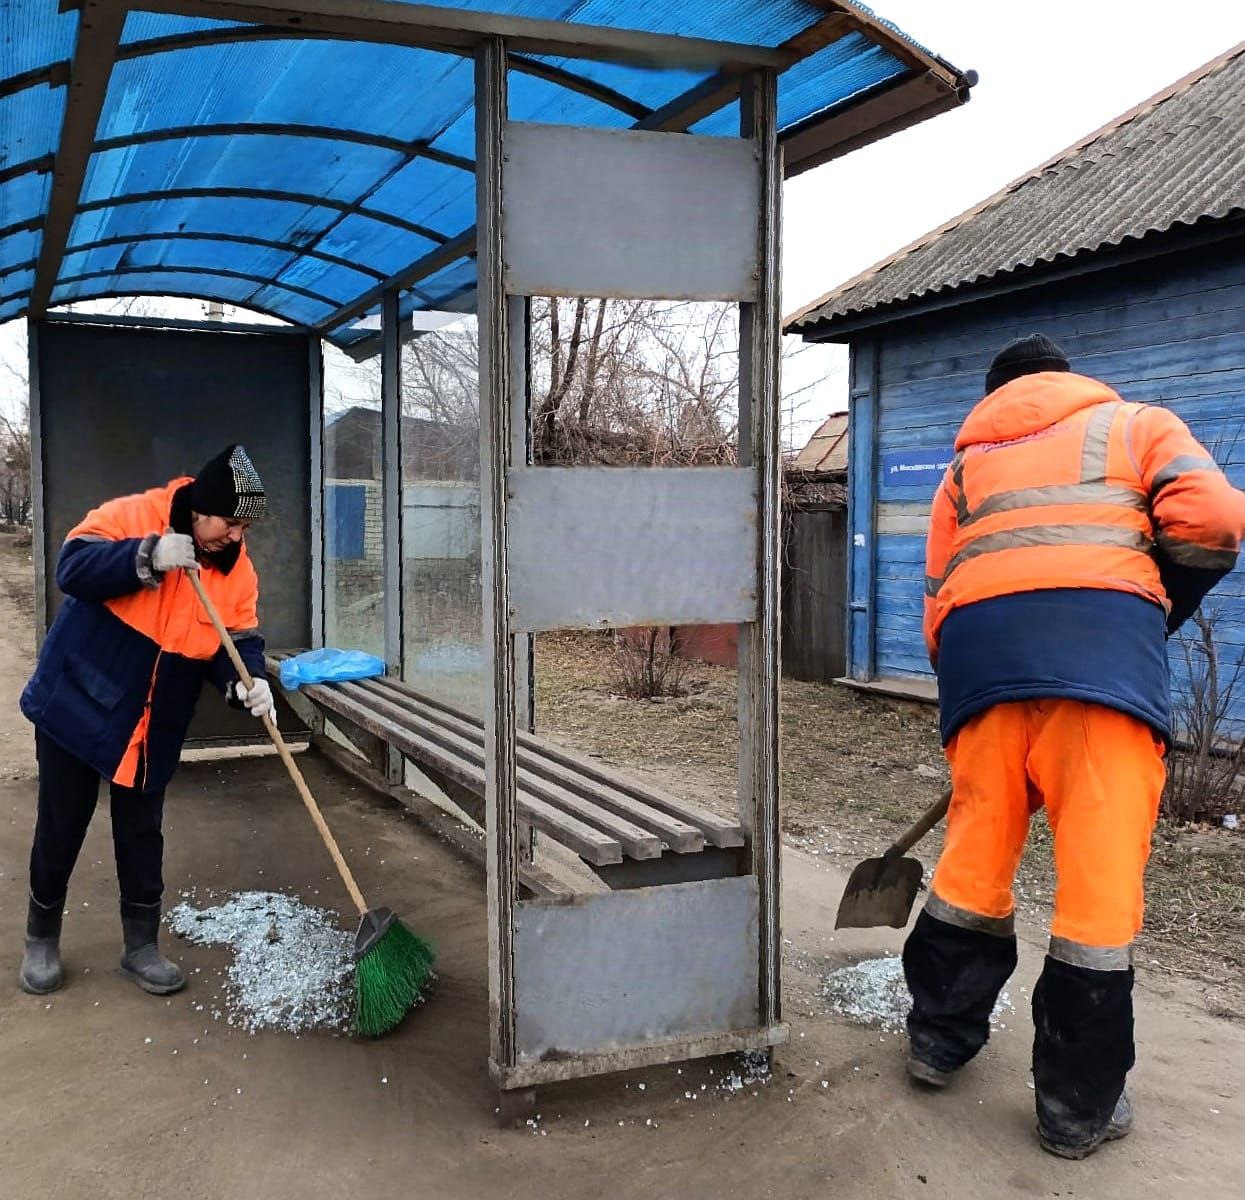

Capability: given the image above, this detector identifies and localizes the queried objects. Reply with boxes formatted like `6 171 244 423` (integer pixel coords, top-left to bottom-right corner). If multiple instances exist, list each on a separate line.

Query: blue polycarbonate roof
0 1 966 348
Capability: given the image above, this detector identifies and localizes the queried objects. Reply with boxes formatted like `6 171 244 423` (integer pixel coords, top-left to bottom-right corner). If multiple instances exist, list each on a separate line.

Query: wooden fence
782 502 846 683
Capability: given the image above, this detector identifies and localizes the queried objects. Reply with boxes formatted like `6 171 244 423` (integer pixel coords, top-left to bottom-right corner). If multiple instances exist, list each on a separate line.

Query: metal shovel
834 787 952 929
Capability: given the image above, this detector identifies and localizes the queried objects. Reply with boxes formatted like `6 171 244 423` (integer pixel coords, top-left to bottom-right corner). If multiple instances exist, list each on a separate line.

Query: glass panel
322 350 384 660
400 316 484 714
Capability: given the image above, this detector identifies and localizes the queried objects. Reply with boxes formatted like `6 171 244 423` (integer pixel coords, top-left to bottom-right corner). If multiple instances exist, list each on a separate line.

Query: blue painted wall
847 235 1245 720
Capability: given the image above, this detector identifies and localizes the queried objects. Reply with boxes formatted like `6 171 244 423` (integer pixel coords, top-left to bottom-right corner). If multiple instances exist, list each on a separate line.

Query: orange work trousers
931 699 1166 953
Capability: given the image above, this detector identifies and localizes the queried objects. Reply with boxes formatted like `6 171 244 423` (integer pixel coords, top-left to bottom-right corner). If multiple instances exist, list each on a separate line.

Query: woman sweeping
17 445 273 996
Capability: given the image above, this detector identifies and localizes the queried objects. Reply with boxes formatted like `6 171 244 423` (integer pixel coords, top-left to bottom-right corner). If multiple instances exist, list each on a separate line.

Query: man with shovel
17 446 274 998
904 335 1245 1158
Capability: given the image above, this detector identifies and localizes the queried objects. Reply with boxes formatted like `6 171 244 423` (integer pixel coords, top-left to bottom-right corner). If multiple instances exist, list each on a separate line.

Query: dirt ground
0 540 1242 1199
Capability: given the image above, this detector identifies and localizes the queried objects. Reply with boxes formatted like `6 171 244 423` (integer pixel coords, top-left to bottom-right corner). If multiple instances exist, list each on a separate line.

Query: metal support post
737 70 783 1029
380 289 405 783
309 336 326 649
476 37 519 1074
28 321 47 646
508 295 535 733
29 1 126 317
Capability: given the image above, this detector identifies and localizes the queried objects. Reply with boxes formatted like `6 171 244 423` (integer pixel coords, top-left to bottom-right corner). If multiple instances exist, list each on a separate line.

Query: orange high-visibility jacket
924 372 1245 659
20 478 264 793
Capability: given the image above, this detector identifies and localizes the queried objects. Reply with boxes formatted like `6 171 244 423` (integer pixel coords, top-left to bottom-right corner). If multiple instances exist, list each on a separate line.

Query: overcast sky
2 2 1243 447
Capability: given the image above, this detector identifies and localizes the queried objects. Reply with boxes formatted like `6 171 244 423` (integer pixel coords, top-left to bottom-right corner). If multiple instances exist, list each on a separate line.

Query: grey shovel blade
835 854 925 930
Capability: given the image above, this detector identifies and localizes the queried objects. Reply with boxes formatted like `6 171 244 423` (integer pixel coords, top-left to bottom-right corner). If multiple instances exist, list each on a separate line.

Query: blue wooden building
788 44 1245 714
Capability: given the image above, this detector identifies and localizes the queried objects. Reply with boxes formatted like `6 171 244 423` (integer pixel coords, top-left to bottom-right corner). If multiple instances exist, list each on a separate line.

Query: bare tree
611 627 688 700
402 322 479 431
526 298 743 464
0 327 31 526
1166 607 1245 824
0 401 31 525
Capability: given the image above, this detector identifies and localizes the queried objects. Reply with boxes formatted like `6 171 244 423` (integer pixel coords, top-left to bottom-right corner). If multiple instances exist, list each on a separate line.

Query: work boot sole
906 1055 953 1088
1038 1115 1132 1160
120 964 186 996
19 970 62 996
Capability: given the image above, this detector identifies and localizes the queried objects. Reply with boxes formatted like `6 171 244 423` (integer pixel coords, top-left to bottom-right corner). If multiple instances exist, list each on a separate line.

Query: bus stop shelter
0 0 970 1114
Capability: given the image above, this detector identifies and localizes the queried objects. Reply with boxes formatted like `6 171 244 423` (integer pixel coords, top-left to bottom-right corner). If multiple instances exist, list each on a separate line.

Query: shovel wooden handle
187 570 369 917
885 786 952 858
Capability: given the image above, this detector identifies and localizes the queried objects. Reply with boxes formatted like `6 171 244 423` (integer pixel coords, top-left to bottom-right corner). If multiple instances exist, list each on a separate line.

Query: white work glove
152 531 198 573
234 678 275 720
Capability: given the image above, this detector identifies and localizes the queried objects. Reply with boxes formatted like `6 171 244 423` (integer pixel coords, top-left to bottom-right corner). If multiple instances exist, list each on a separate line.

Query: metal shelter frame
6 0 974 1112
472 41 786 1096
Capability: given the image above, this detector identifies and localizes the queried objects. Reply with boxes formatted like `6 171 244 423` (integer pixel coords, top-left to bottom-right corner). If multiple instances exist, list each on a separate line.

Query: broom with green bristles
188 570 434 1036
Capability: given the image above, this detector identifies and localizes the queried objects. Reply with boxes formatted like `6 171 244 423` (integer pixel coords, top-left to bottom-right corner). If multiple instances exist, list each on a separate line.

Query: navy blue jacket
21 480 265 793
936 589 1170 746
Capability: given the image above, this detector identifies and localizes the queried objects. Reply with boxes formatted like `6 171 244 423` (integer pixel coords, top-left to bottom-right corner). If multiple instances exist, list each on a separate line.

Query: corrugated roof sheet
789 43 1245 336
792 410 848 471
0 0 968 349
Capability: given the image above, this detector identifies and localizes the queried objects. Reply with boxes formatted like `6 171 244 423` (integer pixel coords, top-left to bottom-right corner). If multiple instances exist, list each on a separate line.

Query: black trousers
29 730 165 913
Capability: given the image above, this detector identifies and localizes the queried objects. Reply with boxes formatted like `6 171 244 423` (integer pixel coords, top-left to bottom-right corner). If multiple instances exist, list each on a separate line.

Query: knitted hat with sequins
191 444 266 521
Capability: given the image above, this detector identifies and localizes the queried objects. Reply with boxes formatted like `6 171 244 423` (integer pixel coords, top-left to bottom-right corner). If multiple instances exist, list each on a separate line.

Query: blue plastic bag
279 648 387 691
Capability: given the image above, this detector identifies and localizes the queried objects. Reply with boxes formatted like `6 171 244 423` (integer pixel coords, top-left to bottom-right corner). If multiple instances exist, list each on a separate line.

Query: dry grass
534 630 1245 1016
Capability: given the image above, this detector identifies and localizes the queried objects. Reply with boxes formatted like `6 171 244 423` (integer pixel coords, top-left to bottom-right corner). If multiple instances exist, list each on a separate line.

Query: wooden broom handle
187 570 369 916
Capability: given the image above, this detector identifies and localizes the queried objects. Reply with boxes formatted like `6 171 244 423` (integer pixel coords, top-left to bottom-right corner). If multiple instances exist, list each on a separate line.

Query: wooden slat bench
267 653 746 893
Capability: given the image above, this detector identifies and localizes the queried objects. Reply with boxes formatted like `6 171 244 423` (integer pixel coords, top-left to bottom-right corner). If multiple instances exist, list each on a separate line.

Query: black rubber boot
119 902 185 995
1039 1090 1135 1160
903 909 1019 1076
19 894 64 995
1033 955 1135 1157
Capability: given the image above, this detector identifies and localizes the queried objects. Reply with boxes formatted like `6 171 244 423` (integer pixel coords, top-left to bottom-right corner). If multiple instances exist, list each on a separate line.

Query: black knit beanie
191 445 267 521
985 334 1071 395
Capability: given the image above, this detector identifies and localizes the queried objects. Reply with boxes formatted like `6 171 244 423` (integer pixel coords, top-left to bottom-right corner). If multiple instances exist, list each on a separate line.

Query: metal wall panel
514 877 760 1061
35 318 311 741
502 122 761 301
506 466 759 631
